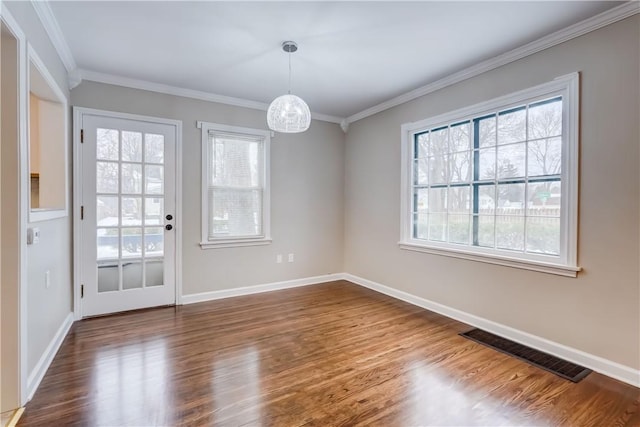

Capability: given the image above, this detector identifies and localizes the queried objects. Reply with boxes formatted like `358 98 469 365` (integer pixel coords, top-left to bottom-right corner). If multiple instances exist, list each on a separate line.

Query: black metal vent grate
460 328 591 382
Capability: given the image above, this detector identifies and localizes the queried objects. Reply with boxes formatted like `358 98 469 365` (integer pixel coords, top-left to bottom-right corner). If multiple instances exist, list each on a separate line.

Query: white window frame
198 121 271 249
399 73 581 277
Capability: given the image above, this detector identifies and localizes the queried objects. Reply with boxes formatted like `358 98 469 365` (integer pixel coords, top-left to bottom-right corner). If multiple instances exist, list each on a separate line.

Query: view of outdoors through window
96 129 165 260
208 132 263 239
95 128 166 291
412 96 562 255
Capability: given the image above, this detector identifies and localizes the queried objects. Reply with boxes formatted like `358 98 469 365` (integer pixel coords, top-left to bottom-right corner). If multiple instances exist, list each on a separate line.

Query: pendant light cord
288 49 292 94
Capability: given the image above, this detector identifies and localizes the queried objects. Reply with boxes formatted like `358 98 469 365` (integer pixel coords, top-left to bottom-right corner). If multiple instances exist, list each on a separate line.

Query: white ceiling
49 1 622 120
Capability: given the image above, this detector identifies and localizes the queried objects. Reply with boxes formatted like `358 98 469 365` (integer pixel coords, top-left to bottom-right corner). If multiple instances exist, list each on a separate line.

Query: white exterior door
77 110 179 317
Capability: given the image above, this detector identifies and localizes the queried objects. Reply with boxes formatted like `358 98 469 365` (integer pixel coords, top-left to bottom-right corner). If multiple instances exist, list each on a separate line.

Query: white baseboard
342 273 640 388
181 273 344 305
26 312 74 401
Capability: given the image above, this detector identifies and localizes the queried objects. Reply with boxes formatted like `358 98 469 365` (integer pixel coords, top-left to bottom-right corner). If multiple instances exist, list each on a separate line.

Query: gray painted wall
344 16 640 370
71 82 346 296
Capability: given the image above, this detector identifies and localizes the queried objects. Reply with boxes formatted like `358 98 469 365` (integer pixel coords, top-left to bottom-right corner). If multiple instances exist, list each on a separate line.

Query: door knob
165 224 173 231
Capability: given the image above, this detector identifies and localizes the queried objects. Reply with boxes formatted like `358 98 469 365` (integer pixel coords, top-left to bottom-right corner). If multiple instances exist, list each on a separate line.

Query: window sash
207 186 263 239
410 98 563 255
400 74 579 274
198 121 271 248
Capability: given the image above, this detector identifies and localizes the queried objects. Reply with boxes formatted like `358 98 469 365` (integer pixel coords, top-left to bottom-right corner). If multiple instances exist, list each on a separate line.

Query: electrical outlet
288 253 294 263
45 270 50 289
276 254 283 263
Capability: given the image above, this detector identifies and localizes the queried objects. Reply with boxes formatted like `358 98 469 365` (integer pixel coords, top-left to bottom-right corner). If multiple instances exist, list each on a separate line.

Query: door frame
73 107 183 319
1 3 29 407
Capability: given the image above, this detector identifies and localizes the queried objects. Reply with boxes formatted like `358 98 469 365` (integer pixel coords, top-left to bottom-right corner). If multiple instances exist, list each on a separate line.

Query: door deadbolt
166 214 173 221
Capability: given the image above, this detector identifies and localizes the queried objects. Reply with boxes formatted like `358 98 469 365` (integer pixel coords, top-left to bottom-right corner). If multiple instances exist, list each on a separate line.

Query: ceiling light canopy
267 41 311 133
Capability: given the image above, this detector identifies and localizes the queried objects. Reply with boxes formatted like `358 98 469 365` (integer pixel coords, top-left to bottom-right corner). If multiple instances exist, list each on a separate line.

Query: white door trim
73 107 183 318
1 3 29 407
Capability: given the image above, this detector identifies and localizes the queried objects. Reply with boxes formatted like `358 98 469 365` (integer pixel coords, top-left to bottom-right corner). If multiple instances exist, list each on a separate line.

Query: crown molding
30 0 76 73
74 69 344 125
29 0 638 128
346 1 640 124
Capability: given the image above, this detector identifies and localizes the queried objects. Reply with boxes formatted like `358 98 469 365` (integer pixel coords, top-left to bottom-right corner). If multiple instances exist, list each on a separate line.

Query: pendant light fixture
267 41 311 133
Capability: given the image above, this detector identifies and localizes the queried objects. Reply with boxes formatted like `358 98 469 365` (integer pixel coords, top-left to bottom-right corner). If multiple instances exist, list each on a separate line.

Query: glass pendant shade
267 94 311 133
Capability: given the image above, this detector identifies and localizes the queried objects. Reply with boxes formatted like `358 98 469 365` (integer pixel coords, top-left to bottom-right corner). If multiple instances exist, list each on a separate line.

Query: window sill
200 238 272 249
398 242 581 277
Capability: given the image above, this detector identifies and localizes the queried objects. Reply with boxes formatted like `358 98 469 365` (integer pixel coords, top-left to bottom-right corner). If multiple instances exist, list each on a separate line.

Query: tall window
198 121 271 248
400 74 580 276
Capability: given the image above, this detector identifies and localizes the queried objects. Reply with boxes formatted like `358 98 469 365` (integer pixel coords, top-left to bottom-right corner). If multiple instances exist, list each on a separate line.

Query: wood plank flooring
19 280 640 426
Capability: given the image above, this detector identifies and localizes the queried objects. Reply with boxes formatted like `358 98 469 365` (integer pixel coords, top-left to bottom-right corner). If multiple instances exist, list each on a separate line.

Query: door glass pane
122 131 142 162
145 227 164 257
145 134 164 164
91 121 170 303
97 261 119 293
97 228 119 259
122 197 142 226
96 129 118 161
145 260 164 287
122 262 143 290
122 164 142 194
96 162 119 193
145 165 164 195
97 196 118 226
145 197 164 225
122 227 142 258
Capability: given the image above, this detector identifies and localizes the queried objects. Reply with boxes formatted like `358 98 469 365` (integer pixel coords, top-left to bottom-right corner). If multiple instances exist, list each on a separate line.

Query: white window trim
399 73 581 277
197 121 271 249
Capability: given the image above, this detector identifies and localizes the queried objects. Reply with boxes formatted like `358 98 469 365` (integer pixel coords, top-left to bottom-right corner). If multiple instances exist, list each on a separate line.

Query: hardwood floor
20 280 639 426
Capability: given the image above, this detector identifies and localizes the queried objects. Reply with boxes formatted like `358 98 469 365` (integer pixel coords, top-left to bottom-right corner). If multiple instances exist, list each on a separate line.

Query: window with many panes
400 74 580 276
198 121 271 248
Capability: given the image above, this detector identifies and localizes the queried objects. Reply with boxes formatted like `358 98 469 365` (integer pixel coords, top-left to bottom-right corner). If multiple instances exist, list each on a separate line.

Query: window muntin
401 74 579 274
199 122 271 248
412 97 563 255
